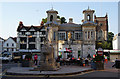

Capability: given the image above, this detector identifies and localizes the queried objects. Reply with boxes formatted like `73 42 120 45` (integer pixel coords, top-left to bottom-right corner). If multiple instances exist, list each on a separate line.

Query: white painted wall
0 39 4 53
113 35 120 50
3 37 17 52
83 45 96 58
113 37 118 50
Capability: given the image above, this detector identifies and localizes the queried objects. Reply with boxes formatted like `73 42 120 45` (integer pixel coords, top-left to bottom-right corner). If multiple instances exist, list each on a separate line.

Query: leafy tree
107 32 114 42
60 17 67 24
57 15 60 19
107 32 114 49
102 41 108 49
42 16 67 24
96 32 114 50
42 18 47 23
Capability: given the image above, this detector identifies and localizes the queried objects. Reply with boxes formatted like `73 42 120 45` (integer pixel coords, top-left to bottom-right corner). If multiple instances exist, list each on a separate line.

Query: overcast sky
0 1 119 39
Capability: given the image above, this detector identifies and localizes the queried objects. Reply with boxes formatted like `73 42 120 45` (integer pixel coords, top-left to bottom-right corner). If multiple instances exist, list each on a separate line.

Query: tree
57 15 60 19
107 32 114 49
102 41 108 49
42 18 47 23
60 17 67 24
42 16 67 24
107 32 114 42
100 32 114 50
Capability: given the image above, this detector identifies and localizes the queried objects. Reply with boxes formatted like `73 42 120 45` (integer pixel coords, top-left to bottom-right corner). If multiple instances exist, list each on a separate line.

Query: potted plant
22 54 33 67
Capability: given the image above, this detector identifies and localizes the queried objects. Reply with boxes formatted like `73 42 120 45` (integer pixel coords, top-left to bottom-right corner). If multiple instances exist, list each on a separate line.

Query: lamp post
68 32 72 58
26 34 32 55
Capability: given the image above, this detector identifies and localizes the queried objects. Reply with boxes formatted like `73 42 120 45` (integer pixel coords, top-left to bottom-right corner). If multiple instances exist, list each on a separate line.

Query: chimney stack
69 18 73 23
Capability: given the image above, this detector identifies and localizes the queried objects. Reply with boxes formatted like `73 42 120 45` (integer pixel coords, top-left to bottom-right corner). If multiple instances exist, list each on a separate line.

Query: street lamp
26 34 32 55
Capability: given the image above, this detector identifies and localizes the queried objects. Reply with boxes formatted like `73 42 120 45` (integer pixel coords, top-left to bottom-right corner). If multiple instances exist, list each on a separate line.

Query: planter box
22 60 33 67
95 62 104 70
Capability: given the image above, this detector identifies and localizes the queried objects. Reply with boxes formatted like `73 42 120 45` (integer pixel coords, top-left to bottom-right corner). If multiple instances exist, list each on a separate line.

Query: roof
46 8 58 14
17 25 44 32
46 21 58 25
83 7 95 13
11 37 17 42
60 23 81 27
82 21 97 26
4 37 17 43
0 37 4 40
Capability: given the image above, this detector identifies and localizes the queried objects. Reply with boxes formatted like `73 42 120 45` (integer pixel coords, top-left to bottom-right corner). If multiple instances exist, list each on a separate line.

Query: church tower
46 8 58 23
45 8 59 59
82 7 96 58
83 6 95 22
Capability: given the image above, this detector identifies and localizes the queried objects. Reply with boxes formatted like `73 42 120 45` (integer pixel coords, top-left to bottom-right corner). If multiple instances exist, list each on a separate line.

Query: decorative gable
29 27 35 31
20 27 27 31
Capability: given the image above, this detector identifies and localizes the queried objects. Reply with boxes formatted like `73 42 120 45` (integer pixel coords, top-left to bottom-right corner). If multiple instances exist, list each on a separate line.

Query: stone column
95 31 96 40
27 35 29 49
90 31 91 40
17 35 20 51
36 31 40 50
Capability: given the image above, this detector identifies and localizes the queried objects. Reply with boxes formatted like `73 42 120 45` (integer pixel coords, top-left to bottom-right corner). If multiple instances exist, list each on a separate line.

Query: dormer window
87 15 90 21
50 15 53 21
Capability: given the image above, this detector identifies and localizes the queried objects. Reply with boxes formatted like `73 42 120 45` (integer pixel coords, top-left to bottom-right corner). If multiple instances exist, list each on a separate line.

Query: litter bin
115 60 120 68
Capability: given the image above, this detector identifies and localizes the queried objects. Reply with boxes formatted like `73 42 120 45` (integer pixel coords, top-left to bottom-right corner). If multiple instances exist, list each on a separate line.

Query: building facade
17 22 46 55
0 37 4 54
44 7 108 59
112 33 120 50
3 37 17 53
17 7 108 59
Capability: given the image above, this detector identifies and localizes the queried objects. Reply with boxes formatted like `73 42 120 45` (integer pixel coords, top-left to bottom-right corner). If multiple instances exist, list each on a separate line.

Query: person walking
34 54 38 65
112 58 117 67
104 55 108 63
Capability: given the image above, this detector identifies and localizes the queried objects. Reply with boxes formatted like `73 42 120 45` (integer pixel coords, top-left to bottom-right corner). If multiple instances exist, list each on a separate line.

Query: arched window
87 15 90 21
98 30 103 40
88 31 90 39
50 15 53 21
85 32 87 40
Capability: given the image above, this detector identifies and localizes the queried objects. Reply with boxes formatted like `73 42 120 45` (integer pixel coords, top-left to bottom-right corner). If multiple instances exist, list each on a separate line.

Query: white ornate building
45 7 108 59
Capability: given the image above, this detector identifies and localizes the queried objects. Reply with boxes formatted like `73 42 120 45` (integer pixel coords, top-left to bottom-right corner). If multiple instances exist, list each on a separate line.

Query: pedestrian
104 55 108 63
34 54 38 65
112 58 117 67
22 54 26 59
85 58 89 66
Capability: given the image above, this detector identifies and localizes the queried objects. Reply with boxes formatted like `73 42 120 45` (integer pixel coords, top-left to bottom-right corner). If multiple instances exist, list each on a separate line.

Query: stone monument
32 26 60 71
